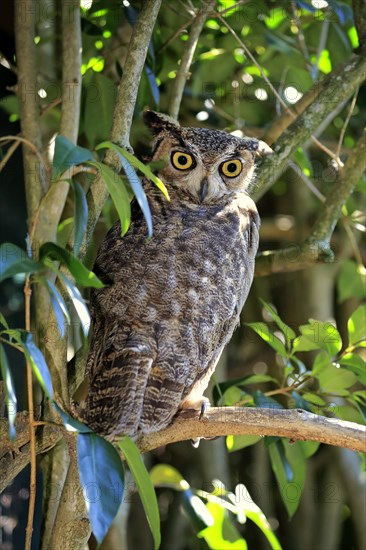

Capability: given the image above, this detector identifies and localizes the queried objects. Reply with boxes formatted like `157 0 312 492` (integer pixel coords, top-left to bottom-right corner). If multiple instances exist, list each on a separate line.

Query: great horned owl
79 111 272 439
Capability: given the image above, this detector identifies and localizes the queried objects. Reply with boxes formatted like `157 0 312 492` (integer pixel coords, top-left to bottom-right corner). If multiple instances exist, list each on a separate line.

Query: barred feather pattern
79 112 266 439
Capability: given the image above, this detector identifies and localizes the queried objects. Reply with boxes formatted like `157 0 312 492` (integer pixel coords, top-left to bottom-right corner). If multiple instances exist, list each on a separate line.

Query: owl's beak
199 178 209 202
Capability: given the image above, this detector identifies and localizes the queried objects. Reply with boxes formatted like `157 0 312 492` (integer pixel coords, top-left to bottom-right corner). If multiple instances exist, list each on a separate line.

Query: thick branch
253 54 366 201
136 407 366 454
0 421 62 493
255 133 366 276
168 0 216 120
79 0 162 260
60 0 82 142
14 0 44 221
110 0 162 149
309 132 366 245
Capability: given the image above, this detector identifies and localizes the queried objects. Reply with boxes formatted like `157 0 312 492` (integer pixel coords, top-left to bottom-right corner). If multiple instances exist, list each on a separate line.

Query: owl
79 111 272 439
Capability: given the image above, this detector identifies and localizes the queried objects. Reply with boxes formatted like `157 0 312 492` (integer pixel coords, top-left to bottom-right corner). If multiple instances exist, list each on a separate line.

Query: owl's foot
191 397 211 447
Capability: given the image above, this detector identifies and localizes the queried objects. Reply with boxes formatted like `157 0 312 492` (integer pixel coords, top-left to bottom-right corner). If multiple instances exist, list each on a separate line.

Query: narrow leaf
96 142 170 200
78 433 125 544
145 65 160 105
52 135 93 180
88 161 131 236
40 242 104 288
97 143 153 236
0 243 43 283
260 299 296 340
44 279 71 338
53 402 92 433
58 273 90 337
0 312 9 329
0 344 17 440
70 180 88 256
18 331 53 399
246 322 287 356
119 436 161 550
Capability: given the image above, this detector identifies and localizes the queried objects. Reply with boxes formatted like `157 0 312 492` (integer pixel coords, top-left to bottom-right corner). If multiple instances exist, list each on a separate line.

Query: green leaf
150 464 189 491
347 305 366 348
312 351 357 394
198 501 247 549
70 180 88 256
231 484 283 550
0 243 44 283
44 279 70 338
260 299 296 340
337 260 366 303
77 432 125 544
301 392 326 407
253 391 283 410
17 331 53 399
269 440 306 518
52 135 93 180
53 402 92 433
58 273 90 337
246 322 287 356
88 161 131 236
293 320 342 357
0 344 17 440
40 242 104 288
226 435 261 451
96 142 170 200
339 353 366 385
0 312 9 329
96 143 153 237
118 436 161 550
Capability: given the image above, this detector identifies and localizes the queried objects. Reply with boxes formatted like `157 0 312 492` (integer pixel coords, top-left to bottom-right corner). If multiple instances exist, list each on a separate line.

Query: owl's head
143 110 272 204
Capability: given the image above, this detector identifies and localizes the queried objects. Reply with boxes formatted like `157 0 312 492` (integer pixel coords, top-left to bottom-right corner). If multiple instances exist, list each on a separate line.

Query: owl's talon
199 398 210 420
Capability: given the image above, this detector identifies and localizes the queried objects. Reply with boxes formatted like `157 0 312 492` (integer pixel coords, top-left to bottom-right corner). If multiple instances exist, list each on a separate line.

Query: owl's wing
82 315 189 436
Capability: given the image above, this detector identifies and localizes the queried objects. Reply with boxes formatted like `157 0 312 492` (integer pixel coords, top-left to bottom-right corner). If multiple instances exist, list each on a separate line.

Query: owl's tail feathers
78 349 154 438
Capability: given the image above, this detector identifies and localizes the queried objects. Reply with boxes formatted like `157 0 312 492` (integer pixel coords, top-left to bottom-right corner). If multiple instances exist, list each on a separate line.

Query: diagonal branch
254 132 366 276
168 0 216 120
79 0 162 260
253 53 366 201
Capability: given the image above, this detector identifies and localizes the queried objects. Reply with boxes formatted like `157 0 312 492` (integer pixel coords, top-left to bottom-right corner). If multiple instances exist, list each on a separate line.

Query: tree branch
79 0 162 260
0 420 62 493
253 53 366 201
136 407 366 454
14 0 44 221
60 0 82 143
254 132 366 276
168 0 216 120
2 402 364 495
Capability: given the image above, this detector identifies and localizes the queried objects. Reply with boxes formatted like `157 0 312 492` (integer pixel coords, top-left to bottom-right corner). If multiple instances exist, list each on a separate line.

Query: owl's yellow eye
171 151 195 170
220 159 243 178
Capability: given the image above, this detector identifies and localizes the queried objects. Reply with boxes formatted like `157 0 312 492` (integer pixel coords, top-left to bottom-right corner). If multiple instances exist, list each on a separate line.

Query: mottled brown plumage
79 111 272 438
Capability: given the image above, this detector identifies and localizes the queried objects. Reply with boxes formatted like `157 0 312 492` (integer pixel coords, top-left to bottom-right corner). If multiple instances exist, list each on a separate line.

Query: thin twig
24 275 36 550
291 2 312 72
168 0 216 120
0 136 46 178
312 20 330 81
336 89 359 158
0 139 20 172
342 219 364 266
218 14 342 166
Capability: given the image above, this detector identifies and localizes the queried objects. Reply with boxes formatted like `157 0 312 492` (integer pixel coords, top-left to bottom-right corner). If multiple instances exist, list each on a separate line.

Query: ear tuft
143 110 180 135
